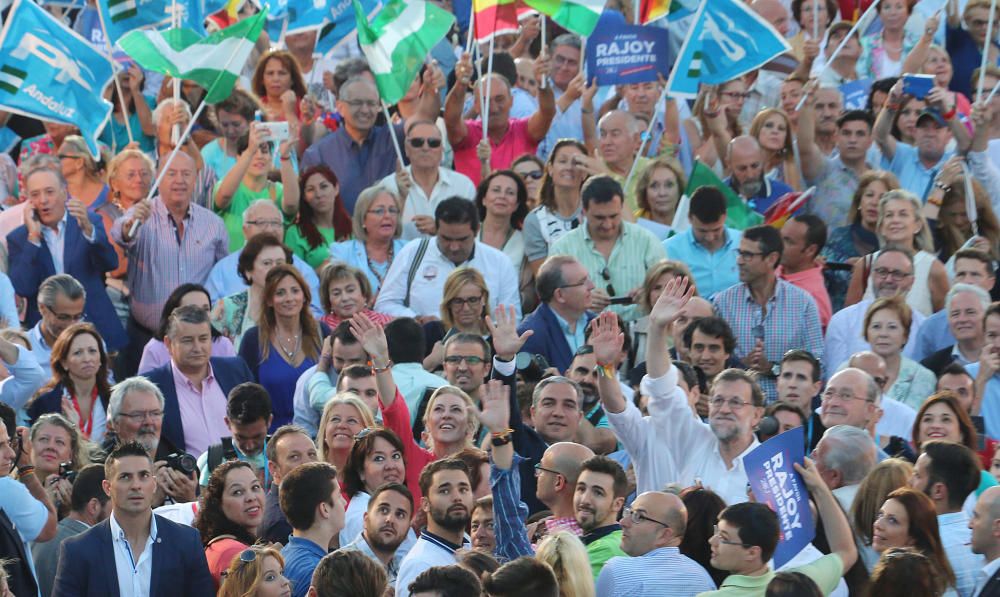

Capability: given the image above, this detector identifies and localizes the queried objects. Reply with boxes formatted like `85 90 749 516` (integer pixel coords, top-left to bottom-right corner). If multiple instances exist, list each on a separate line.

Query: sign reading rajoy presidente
584 22 670 87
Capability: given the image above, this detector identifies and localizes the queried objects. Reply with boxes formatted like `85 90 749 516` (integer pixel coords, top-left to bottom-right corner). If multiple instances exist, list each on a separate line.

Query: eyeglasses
368 207 400 217
557 278 589 290
117 409 164 423
407 137 442 148
821 389 873 403
246 219 283 228
872 267 912 281
444 355 485 365
736 249 765 260
708 397 755 410
719 91 751 101
44 307 86 323
342 99 379 110
713 525 750 547
448 295 483 309
623 506 670 527
517 170 544 180
534 463 563 478
601 268 616 296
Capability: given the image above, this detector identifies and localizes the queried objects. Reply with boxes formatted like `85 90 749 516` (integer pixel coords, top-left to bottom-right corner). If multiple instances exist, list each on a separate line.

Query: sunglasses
518 170 544 180
408 137 442 148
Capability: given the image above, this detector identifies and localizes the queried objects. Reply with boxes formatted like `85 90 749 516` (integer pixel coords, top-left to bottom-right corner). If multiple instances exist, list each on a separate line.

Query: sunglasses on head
408 137 442 148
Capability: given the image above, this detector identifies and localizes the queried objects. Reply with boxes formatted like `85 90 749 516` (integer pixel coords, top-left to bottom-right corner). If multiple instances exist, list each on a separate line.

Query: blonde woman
633 159 686 240
536 532 597 597
423 268 492 371
313 393 376 473
629 260 696 371
100 149 155 310
58 136 109 209
217 545 291 597
749 109 802 191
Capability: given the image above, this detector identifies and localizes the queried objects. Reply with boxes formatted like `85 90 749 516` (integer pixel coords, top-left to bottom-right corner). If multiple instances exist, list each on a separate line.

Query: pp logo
9 33 96 91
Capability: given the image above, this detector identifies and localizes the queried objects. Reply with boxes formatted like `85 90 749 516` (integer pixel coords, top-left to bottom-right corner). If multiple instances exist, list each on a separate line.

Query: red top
380 389 435 505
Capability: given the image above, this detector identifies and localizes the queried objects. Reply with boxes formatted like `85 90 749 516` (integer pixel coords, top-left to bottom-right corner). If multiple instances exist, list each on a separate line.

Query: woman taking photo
99 63 156 153
422 269 492 371
633 159 685 241
870 488 956 595
27 323 111 443
930 164 1000 262
196 460 266 588
202 89 257 179
238 265 326 430
523 140 588 276
214 236 292 349
214 123 300 253
139 283 235 373
218 545 292 597
846 190 949 316
861 296 936 411
330 185 407 295
475 169 529 278
28 413 91 517
285 166 353 271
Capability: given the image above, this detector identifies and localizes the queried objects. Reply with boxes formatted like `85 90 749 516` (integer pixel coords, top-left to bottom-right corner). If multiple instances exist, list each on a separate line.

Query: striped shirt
111 198 229 331
549 221 666 322
712 279 824 402
596 547 716 597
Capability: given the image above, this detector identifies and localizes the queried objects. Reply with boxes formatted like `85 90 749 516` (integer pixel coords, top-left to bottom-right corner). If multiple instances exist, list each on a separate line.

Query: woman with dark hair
892 96 928 146
251 50 308 125
340 427 417 547
766 571 823 597
213 236 293 349
511 154 545 210
852 458 914 571
196 460 265 589
99 63 156 153
912 392 996 501
871 488 956 594
202 89 260 180
523 139 588 276
238 265 327 429
788 0 838 62
930 166 1000 261
285 165 353 271
138 283 235 373
865 547 943 597
27 323 112 443
678 486 728 588
475 169 528 278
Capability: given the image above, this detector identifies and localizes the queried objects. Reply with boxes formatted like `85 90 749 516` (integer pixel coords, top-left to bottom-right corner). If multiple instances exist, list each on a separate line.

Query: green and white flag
117 9 267 104
524 0 603 36
353 0 454 106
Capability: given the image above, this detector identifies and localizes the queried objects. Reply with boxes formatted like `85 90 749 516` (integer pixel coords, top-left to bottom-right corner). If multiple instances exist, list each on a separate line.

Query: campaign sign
584 22 670 87
840 78 872 111
744 426 814 569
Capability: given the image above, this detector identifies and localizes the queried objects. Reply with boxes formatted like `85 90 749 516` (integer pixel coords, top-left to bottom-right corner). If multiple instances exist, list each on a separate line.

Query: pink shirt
777 265 832 330
171 361 229 457
453 117 539 186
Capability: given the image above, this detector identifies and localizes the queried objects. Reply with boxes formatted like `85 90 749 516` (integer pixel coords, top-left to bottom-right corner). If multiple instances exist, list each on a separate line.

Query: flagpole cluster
978 0 998 101
94 4 135 147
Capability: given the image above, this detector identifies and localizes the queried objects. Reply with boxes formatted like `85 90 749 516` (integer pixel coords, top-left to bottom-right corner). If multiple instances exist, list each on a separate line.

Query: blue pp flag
666 0 791 99
0 127 20 154
315 0 379 57
0 0 114 159
97 0 219 43
743 426 815 569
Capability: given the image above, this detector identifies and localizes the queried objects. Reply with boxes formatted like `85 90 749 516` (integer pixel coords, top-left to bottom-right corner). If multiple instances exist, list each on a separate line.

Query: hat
915 108 947 128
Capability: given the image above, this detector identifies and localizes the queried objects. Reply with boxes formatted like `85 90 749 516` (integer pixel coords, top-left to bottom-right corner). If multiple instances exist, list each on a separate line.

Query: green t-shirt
214 180 285 253
697 553 843 597
587 529 627 579
284 225 336 270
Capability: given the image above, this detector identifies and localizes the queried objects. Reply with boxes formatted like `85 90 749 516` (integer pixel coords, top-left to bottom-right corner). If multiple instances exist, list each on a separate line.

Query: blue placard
584 22 670 87
743 426 815 569
840 78 872 110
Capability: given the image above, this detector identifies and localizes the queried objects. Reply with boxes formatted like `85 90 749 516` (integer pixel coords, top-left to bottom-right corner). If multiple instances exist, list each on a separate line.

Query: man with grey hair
818 367 906 461
812 425 877 513
595 110 646 203
517 255 597 374
723 136 793 216
203 199 321 314
27 274 87 379
142 305 252 457
8 157 127 352
922 283 991 376
104 376 174 460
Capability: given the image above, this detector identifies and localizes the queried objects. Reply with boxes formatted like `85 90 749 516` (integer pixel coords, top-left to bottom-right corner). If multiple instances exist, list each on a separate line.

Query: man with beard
723 136 793 217
395 458 473 597
341 483 413 584
280 462 347 597
575 455 629 578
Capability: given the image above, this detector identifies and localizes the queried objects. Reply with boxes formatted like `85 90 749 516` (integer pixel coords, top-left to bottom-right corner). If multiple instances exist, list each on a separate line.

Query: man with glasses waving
596 491 715 597
381 119 476 241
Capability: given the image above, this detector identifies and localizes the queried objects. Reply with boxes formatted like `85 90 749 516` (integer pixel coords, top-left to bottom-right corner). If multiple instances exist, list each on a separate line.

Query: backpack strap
404 238 431 309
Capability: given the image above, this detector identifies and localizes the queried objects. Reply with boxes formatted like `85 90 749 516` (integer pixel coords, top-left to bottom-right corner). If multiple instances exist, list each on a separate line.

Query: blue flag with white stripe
666 0 790 98
0 0 114 158
315 0 378 57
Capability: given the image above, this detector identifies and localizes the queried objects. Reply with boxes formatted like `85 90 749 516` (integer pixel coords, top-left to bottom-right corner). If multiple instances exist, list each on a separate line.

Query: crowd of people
8 0 1000 595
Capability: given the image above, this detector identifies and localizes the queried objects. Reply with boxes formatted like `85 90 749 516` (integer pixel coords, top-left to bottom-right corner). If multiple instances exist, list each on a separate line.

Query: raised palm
475 379 510 433
349 313 388 360
488 305 533 358
589 312 623 365
649 276 694 329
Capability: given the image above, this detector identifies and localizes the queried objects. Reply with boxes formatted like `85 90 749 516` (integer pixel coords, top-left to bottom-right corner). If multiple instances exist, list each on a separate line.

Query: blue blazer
517 303 596 374
51 514 214 597
7 212 127 351
143 357 253 455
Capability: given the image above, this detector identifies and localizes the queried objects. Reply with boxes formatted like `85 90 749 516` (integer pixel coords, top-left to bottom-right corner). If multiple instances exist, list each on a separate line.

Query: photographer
27 414 90 518
197 382 273 488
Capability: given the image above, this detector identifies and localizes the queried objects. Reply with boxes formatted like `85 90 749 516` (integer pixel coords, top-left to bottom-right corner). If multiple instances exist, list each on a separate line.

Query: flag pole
812 0 819 39
465 2 476 54
961 161 980 236
94 4 134 146
623 84 669 195
540 16 547 89
381 102 406 167
796 0 882 111
484 32 495 135
987 78 1000 103
171 0 181 145
978 0 998 102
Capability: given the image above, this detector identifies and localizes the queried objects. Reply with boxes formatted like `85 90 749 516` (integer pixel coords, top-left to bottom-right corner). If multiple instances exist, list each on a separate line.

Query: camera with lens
58 461 77 483
164 452 197 476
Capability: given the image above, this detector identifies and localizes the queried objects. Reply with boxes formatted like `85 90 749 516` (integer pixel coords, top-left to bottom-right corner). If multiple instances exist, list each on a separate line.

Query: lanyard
66 386 96 439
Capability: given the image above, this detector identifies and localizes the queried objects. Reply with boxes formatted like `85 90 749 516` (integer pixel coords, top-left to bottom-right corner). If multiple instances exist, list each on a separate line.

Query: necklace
277 333 301 358
366 241 395 287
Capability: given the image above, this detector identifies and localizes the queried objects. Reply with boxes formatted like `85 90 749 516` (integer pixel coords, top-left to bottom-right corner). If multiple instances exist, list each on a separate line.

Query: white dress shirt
109 512 158 597
876 396 917 442
374 239 521 319
379 167 477 241
939 511 985 597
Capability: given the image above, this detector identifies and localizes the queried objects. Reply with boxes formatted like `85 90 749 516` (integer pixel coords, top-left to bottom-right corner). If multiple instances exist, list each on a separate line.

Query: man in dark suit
970 486 1000 597
142 305 253 458
52 441 213 596
517 255 596 374
6 155 127 352
921 284 990 377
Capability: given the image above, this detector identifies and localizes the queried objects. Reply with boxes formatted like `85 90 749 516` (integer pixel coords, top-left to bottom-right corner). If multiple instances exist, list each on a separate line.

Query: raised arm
646 276 695 378
901 13 941 75
591 312 627 414
874 80 903 160
795 457 859 574
277 133 300 217
796 83 827 181
527 53 556 143
444 52 473 146
926 86 971 153
348 313 398 408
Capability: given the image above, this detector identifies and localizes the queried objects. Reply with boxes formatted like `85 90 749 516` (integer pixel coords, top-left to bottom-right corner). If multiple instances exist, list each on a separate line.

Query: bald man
723 136 793 215
598 110 648 213
847 351 916 445
970 486 1000 597
596 491 715 596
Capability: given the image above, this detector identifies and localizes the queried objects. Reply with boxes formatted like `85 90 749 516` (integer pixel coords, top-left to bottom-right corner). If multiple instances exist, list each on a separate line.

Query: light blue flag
666 0 791 98
97 0 218 44
315 0 378 56
0 127 20 154
0 0 114 158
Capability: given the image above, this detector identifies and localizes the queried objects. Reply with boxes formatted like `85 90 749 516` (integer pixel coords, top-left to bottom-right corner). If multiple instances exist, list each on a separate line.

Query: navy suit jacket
7 212 127 351
143 357 253 455
51 514 213 597
981 567 1000 597
517 303 596 374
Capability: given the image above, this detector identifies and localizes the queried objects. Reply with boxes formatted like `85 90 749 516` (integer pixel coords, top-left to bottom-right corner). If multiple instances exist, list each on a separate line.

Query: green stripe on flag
108 0 137 22
524 0 602 36
0 65 25 94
